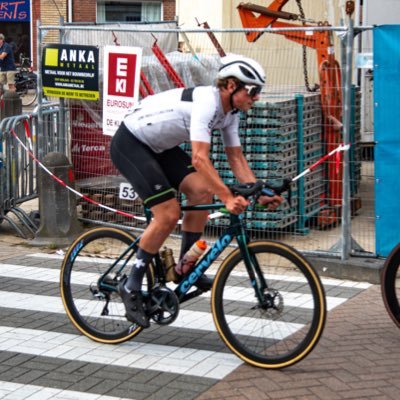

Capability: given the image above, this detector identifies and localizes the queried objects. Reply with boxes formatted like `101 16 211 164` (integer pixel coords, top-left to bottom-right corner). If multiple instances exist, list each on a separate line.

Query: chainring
148 287 180 325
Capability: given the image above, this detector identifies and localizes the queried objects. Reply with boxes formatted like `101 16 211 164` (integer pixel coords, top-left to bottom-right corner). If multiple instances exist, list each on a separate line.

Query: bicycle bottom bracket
148 287 179 325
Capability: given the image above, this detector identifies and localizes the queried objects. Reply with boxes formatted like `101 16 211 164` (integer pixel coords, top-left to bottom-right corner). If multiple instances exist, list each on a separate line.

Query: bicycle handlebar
230 179 292 199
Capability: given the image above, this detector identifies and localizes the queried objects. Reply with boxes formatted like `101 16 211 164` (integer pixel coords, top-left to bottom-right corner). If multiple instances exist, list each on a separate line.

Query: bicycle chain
296 0 319 93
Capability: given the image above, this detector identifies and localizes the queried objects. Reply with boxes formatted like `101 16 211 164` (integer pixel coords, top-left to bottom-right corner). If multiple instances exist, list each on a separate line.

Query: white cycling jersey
123 86 240 153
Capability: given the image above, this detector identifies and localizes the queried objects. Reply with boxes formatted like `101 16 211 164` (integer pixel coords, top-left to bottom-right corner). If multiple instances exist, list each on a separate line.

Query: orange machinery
237 0 345 209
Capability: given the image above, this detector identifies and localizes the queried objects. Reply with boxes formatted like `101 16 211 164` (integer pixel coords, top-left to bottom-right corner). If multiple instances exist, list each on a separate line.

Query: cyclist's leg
110 124 182 325
156 147 214 289
179 171 213 233
156 145 211 238
110 124 184 254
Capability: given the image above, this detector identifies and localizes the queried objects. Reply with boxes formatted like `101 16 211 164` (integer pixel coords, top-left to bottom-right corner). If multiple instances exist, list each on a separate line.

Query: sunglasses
243 84 262 97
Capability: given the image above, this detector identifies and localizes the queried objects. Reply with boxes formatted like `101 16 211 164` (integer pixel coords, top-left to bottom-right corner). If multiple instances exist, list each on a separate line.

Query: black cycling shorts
110 123 195 208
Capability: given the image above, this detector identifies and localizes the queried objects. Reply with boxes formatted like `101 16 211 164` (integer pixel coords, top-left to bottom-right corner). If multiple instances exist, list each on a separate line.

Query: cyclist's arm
226 145 283 208
191 141 248 213
225 146 256 183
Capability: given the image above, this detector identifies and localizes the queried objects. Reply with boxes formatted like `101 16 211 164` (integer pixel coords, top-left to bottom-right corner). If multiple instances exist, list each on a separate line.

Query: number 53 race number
119 182 138 201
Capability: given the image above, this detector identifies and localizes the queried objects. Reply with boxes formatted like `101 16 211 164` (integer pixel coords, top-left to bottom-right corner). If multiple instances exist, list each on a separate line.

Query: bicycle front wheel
212 240 326 369
381 243 400 328
61 227 154 344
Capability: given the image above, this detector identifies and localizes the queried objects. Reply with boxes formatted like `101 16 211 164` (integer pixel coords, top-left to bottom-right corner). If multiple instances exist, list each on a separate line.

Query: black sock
179 231 202 259
125 247 154 292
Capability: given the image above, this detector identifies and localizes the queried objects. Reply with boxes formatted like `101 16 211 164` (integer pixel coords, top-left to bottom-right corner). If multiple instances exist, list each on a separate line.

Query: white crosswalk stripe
0 262 365 311
0 325 242 378
0 290 302 339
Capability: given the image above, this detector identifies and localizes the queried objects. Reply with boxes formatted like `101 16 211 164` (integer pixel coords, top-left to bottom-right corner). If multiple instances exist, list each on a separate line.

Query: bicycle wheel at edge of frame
211 240 327 369
60 226 155 344
381 243 400 328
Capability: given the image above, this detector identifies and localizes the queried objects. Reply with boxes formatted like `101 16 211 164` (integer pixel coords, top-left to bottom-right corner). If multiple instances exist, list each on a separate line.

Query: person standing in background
0 33 17 92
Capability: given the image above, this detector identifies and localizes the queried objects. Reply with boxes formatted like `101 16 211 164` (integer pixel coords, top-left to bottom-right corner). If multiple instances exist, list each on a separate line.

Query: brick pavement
0 231 398 399
198 285 400 400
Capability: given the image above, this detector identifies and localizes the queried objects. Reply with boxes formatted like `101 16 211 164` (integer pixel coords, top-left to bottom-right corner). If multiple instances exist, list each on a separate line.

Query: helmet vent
239 65 256 80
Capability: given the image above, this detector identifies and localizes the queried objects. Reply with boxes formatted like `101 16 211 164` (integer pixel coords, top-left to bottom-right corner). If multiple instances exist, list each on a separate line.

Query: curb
309 255 384 284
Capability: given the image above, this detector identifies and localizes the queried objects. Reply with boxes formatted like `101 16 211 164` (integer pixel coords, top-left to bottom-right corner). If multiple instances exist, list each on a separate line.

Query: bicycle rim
20 88 37 106
61 227 154 343
381 244 400 328
212 241 326 369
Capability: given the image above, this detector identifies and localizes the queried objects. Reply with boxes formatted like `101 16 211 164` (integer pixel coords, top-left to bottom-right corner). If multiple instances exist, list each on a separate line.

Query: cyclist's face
233 84 261 111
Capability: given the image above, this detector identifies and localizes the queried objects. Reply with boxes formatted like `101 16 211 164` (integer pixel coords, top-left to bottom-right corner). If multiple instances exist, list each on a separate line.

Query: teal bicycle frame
144 203 269 304
96 202 269 305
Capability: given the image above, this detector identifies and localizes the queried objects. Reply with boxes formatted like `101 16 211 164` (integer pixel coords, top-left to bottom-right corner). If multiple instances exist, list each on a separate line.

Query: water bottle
160 247 177 282
175 240 207 276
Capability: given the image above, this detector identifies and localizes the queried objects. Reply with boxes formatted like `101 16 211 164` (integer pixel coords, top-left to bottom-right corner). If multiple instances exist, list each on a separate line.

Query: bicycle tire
212 240 326 369
19 87 37 106
61 227 155 343
381 243 400 328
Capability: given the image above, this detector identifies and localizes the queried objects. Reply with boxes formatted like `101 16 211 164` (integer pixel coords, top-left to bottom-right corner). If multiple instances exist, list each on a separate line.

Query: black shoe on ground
117 280 150 328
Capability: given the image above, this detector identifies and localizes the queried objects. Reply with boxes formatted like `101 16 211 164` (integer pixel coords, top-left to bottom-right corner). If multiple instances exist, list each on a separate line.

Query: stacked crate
295 94 326 232
243 96 299 230
76 176 145 227
211 95 300 230
209 92 331 233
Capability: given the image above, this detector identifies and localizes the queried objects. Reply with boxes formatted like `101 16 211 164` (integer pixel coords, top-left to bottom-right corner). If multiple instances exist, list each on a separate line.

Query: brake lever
261 178 292 207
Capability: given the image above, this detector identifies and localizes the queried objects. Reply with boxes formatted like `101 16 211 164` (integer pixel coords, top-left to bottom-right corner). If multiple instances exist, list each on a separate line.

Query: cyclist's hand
258 194 283 210
225 195 249 215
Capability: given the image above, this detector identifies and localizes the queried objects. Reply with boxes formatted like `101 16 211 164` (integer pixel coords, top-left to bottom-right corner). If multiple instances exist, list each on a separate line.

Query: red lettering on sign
108 53 137 97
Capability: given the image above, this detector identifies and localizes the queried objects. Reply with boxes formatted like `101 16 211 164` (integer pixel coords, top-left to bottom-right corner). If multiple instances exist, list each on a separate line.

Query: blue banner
374 25 400 256
0 1 30 22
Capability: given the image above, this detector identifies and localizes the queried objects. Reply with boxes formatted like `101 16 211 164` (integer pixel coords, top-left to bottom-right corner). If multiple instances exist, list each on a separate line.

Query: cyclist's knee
151 200 181 230
180 173 213 204
189 190 213 205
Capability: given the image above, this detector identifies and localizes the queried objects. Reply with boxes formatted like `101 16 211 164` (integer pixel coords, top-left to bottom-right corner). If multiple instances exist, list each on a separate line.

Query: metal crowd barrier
0 104 65 238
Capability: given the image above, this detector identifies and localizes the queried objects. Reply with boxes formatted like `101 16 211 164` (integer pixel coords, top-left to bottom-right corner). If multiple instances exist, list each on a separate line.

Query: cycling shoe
117 280 150 328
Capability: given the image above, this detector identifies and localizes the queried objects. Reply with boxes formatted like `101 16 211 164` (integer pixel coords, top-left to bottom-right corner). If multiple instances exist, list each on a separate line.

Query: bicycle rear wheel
61 227 154 343
381 243 400 328
212 240 326 369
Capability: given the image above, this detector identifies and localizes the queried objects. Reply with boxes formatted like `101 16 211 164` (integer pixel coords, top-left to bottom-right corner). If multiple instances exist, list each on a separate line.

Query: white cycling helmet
217 55 266 86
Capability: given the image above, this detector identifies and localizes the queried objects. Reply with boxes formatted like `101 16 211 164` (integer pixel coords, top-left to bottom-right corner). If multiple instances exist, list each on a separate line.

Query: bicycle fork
235 228 271 308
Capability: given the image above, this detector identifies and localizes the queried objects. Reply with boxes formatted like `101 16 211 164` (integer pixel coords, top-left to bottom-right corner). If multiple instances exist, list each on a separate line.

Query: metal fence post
341 17 355 260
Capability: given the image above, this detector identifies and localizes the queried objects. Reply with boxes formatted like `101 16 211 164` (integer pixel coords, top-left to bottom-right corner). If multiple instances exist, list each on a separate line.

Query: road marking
0 263 352 310
0 290 304 339
0 325 242 379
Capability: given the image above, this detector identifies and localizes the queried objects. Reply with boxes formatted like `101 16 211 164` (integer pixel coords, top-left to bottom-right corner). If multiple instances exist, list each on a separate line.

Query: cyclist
110 55 283 328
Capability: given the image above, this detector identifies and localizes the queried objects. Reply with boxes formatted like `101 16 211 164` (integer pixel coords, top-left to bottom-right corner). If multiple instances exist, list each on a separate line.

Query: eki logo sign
107 53 137 97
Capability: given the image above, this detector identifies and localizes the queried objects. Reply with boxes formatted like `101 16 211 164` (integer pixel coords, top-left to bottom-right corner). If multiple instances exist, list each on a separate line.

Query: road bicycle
60 180 327 369
381 243 400 328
